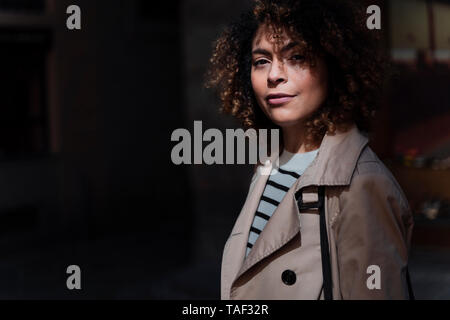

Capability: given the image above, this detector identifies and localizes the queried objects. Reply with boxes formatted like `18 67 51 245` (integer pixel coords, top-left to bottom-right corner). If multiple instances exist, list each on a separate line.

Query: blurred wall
0 0 194 298
181 0 254 266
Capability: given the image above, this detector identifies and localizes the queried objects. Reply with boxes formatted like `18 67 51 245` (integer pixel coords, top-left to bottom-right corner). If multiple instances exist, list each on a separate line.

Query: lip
266 93 297 106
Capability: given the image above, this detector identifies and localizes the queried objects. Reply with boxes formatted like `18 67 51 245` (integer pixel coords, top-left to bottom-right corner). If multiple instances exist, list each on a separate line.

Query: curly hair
205 0 388 149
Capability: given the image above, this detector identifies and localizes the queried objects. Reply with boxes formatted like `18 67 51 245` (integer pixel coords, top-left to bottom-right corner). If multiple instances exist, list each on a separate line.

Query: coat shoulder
349 145 410 210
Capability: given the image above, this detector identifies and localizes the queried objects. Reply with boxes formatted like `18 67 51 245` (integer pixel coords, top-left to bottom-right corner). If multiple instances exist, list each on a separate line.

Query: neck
282 123 318 154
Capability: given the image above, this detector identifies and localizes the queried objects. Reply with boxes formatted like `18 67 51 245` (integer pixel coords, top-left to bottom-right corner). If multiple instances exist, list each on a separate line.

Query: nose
268 59 287 85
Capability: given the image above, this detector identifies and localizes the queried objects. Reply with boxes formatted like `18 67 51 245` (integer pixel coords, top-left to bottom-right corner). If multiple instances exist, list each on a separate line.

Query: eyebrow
252 41 300 56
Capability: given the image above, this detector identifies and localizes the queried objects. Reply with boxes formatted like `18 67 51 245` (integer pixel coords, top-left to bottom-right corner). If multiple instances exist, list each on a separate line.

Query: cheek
251 71 266 100
309 64 328 98
293 69 327 99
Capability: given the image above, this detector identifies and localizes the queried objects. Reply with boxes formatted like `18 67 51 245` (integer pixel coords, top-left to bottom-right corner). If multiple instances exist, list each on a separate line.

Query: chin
269 117 303 128
267 111 305 127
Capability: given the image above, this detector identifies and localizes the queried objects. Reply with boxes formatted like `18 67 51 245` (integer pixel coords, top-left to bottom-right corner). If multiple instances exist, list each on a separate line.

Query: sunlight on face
251 24 329 129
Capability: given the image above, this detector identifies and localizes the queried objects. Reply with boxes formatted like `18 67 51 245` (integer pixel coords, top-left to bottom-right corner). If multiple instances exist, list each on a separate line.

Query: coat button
281 269 296 285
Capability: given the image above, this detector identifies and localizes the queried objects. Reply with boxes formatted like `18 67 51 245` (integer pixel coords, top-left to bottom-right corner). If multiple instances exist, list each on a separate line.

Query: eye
290 54 305 61
253 59 269 67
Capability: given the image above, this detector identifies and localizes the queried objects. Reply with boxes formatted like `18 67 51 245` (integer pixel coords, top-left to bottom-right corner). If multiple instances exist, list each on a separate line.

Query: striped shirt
246 148 319 257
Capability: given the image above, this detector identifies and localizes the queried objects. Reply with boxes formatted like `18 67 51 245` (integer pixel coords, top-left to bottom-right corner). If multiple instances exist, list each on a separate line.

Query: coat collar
295 123 369 191
224 124 369 298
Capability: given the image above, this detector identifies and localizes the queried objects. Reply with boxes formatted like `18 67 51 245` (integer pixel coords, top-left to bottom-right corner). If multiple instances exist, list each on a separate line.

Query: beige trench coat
221 124 414 300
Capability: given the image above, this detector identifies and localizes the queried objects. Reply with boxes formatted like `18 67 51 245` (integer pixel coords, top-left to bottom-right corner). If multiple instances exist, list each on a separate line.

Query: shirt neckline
278 148 319 172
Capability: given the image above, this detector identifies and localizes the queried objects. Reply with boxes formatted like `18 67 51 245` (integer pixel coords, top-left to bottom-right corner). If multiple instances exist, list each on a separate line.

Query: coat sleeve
335 170 414 299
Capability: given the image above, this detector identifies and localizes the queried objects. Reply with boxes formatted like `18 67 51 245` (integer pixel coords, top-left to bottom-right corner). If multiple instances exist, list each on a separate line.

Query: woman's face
251 24 329 128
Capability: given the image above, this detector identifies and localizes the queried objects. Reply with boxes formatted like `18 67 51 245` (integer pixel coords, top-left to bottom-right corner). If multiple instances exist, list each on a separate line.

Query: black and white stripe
246 167 301 257
245 148 319 257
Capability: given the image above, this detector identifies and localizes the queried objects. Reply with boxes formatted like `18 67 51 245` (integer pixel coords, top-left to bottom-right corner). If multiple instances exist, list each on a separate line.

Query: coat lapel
234 179 302 281
221 155 276 297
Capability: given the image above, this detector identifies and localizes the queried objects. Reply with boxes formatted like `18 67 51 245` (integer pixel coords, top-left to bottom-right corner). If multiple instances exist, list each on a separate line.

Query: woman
205 0 414 300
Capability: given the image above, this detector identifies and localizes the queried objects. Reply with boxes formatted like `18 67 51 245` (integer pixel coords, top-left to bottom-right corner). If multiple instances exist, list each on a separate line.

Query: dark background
0 0 449 299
